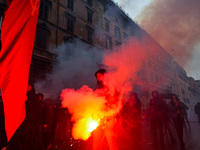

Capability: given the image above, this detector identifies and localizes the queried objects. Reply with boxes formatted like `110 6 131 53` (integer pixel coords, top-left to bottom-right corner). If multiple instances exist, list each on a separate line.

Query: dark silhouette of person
168 94 185 148
148 90 167 148
163 99 176 144
194 102 200 125
24 83 40 150
93 68 119 150
123 92 142 149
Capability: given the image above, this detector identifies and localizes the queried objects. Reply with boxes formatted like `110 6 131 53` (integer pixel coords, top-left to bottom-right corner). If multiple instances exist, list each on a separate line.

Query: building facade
0 0 200 119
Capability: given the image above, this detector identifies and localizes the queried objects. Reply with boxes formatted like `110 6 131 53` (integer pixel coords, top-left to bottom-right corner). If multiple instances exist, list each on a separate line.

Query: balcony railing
33 46 55 62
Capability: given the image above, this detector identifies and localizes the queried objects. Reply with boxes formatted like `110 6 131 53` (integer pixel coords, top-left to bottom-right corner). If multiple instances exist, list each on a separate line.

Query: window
87 0 92 7
115 26 121 40
66 13 76 33
104 18 110 32
86 26 94 44
87 9 93 24
68 0 74 11
39 0 51 20
105 35 112 49
35 24 51 50
181 89 185 95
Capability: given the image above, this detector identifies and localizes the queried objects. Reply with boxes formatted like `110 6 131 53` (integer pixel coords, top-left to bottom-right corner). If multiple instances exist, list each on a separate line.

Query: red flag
0 0 40 141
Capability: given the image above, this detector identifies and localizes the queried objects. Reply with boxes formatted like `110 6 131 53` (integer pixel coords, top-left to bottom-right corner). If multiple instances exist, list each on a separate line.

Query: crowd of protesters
0 77 198 150
0 83 72 150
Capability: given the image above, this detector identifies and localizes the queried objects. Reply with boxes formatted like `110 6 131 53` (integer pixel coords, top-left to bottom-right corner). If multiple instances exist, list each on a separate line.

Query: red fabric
0 0 40 141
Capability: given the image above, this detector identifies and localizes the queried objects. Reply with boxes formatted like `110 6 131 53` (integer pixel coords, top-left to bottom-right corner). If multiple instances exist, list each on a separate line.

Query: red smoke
60 37 149 140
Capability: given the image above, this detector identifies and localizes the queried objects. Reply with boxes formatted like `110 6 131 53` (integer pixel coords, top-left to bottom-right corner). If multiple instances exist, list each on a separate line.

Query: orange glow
72 117 99 141
61 37 151 142
61 86 122 141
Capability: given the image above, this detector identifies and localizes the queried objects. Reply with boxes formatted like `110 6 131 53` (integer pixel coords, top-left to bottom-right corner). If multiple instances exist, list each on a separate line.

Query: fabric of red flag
0 0 40 141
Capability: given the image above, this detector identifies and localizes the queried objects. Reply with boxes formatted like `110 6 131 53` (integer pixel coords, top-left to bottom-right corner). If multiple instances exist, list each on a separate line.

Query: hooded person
93 68 119 150
24 83 41 150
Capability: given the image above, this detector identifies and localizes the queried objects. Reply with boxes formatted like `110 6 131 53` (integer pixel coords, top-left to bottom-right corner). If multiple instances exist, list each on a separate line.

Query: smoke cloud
35 39 103 98
185 43 200 79
60 37 151 140
114 0 153 19
137 0 200 79
102 37 149 94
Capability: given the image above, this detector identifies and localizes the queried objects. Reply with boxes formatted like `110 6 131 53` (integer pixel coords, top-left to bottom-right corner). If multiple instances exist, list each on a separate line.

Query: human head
151 90 159 98
37 93 44 101
171 94 179 104
95 69 107 81
27 83 35 93
27 84 32 91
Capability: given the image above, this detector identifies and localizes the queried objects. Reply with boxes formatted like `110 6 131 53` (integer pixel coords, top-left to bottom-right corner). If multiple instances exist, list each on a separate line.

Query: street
141 122 200 150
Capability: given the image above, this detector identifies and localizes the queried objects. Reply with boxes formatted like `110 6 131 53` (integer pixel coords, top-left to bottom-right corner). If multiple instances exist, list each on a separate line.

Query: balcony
33 46 55 62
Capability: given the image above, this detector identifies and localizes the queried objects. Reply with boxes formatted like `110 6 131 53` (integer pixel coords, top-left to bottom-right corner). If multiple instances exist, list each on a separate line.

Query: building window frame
86 8 93 24
66 13 76 34
104 18 110 32
87 0 92 7
39 0 52 20
67 0 74 11
86 26 94 44
114 26 121 40
35 23 51 50
105 34 112 49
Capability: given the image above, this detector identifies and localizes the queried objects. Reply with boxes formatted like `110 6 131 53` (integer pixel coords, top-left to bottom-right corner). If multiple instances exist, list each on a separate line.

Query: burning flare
88 119 99 132
60 38 148 141
72 117 99 140
61 85 122 141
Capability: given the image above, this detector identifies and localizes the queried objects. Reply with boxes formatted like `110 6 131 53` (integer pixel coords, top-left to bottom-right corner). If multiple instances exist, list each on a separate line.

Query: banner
0 0 40 141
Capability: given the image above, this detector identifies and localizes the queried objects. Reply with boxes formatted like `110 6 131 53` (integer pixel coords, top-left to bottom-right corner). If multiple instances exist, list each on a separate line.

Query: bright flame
61 85 123 141
88 120 99 132
72 117 100 141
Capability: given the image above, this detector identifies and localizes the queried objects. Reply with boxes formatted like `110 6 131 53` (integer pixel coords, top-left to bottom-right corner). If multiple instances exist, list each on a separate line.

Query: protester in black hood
93 68 119 150
148 90 167 148
24 83 41 150
168 94 185 148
